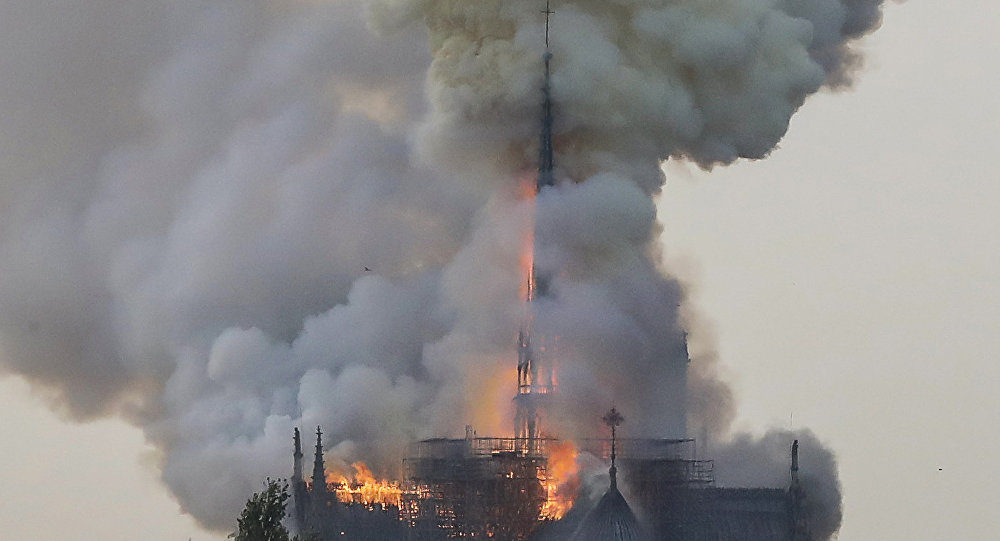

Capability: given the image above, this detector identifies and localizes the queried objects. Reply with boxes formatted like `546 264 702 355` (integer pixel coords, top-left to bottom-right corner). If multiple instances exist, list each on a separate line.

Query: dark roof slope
571 484 649 541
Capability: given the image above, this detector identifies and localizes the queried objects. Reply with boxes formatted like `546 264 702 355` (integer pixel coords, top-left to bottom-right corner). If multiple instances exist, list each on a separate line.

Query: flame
469 365 520 434
516 169 539 201
325 462 404 508
516 170 538 302
542 441 579 520
519 236 536 302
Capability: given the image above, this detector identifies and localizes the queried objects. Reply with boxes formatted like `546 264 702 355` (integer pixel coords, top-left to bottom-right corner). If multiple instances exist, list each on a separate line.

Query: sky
0 1 998 540
661 2 1000 538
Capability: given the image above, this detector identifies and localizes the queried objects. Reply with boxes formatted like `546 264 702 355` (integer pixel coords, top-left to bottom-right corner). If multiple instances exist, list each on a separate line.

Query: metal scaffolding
402 437 553 540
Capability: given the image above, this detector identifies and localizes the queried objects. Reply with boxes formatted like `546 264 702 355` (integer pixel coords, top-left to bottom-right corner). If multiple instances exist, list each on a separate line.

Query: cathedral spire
514 1 559 452
311 426 326 493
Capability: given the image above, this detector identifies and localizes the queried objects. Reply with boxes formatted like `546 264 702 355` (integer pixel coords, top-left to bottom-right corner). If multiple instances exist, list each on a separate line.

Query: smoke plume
0 0 884 534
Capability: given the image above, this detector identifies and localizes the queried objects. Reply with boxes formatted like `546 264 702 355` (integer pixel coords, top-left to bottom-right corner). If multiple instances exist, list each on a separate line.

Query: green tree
231 478 317 541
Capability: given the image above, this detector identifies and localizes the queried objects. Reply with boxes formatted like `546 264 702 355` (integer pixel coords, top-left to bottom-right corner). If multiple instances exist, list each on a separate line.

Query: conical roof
570 483 648 541
571 408 648 541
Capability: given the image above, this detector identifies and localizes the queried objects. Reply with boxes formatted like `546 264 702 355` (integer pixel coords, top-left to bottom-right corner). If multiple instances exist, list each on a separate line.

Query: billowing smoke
0 0 883 535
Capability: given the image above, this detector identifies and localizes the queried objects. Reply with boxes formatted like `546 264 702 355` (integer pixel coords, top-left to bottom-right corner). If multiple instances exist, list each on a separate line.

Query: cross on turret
602 408 624 429
603 408 624 488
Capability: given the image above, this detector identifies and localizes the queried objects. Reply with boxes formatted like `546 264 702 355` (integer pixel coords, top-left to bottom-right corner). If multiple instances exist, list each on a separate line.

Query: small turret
572 408 648 541
293 427 304 482
789 439 810 541
312 426 326 493
791 440 799 474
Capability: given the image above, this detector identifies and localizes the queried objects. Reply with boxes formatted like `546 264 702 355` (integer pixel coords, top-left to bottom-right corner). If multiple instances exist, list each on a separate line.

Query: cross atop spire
542 0 555 48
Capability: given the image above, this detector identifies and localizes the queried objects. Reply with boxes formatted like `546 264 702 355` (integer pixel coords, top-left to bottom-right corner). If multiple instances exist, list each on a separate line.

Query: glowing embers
541 440 580 520
325 462 405 508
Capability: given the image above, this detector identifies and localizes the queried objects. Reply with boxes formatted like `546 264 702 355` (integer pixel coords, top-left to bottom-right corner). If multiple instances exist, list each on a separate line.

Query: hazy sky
0 2 997 540
661 2 1000 538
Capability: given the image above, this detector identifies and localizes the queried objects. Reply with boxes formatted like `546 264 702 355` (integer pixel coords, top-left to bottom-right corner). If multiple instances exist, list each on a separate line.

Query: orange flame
542 441 580 520
325 462 403 508
518 171 538 303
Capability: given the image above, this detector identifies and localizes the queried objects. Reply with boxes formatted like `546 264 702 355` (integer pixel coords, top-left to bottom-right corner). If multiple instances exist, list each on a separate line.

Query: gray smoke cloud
0 0 884 535
712 430 843 540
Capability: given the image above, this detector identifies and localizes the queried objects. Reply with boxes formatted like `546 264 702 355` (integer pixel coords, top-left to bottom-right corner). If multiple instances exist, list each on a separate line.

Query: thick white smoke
0 0 883 534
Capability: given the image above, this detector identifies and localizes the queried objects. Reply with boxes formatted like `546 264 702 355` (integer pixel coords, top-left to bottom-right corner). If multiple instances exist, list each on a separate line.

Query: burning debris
328 463 404 509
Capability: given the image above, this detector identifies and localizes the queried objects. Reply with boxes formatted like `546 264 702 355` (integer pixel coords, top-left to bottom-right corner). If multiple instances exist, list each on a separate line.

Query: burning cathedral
287 4 811 540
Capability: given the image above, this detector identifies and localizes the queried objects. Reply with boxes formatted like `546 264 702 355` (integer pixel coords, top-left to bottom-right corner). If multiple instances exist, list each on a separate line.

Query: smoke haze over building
0 1 889 536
